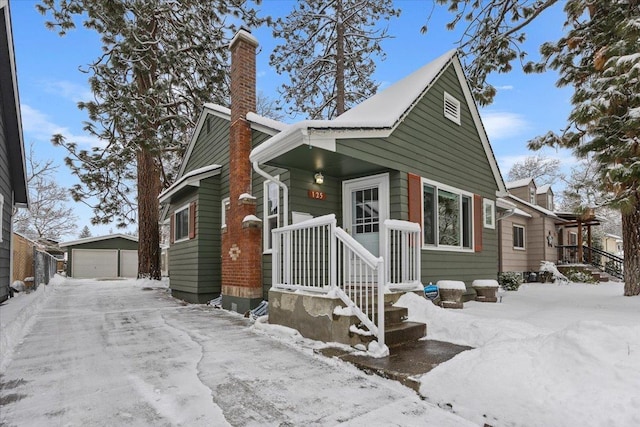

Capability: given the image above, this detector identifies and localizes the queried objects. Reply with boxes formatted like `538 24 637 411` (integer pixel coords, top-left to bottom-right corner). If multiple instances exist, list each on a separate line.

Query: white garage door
119 250 138 278
72 249 118 278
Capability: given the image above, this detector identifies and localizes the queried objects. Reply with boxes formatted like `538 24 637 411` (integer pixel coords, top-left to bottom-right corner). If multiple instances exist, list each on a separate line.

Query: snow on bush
498 271 523 290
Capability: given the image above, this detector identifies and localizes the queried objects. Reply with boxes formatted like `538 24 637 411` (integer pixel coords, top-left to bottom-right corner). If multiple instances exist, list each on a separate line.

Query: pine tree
270 0 400 119
429 0 640 296
79 226 92 239
37 0 261 280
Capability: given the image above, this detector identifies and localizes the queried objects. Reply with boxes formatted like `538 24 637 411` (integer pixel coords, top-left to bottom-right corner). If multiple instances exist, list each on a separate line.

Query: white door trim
342 173 390 257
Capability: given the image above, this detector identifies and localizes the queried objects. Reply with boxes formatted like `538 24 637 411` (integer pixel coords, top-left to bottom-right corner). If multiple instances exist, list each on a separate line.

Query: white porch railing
272 214 423 348
384 219 422 291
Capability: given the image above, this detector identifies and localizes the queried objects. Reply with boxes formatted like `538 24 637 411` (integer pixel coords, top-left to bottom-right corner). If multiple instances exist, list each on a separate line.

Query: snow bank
0 276 62 371
395 293 543 347
419 321 640 427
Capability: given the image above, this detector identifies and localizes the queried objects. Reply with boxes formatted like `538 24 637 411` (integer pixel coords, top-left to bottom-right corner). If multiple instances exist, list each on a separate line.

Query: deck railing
271 214 385 346
556 245 624 280
384 219 422 291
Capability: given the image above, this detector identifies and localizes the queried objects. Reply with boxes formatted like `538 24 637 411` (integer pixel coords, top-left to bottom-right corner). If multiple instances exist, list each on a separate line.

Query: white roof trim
177 103 286 179
60 233 138 248
507 194 559 218
249 51 507 198
513 208 533 218
159 164 221 203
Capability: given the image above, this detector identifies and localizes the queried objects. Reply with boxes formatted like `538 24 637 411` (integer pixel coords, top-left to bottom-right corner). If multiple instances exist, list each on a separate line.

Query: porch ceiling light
314 172 324 185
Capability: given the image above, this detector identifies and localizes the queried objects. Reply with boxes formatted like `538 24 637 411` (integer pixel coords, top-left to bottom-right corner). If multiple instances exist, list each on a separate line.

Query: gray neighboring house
160 30 508 308
60 234 139 279
1 0 28 299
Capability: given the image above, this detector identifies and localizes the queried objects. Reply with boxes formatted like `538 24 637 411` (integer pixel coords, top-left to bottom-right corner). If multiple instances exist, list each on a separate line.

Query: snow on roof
507 194 558 218
250 50 458 163
334 49 457 128
159 164 222 203
536 184 552 194
505 178 534 189
246 112 288 132
60 233 138 248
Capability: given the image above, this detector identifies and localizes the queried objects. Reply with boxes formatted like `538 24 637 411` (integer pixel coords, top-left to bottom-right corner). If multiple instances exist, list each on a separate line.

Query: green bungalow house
160 30 507 348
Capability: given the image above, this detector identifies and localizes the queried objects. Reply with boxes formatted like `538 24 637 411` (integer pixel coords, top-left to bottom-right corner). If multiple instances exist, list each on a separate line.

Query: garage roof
60 233 138 248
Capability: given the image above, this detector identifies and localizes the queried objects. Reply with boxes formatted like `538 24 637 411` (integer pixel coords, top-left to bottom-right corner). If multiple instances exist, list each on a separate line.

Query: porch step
385 321 427 348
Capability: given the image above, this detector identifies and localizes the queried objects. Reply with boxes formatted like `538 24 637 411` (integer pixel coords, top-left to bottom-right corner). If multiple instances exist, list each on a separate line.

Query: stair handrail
271 213 386 348
556 244 624 279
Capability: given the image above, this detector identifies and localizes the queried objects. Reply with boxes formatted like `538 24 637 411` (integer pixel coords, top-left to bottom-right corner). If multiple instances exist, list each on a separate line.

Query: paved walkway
0 279 473 426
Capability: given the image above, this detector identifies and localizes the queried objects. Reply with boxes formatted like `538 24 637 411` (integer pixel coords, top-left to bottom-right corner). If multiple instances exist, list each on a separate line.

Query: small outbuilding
60 234 139 279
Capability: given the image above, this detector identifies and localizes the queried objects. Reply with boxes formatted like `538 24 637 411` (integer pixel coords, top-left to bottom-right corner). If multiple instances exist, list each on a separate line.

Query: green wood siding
333 64 500 287
0 100 10 290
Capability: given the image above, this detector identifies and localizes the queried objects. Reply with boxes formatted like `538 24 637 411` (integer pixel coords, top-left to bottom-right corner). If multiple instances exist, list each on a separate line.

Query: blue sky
10 0 575 240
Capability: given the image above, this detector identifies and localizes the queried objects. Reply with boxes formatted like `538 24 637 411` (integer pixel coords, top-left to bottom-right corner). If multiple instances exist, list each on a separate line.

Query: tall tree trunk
136 146 161 280
622 193 640 296
335 0 345 116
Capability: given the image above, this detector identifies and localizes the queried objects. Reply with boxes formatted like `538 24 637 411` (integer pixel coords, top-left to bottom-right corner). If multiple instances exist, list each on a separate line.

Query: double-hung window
513 224 525 250
174 205 190 242
264 179 280 252
422 178 473 250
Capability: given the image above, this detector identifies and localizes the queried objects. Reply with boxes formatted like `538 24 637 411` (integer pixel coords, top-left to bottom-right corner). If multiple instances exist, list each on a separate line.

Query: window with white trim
264 179 280 252
174 205 190 242
529 186 536 204
422 178 473 250
513 224 525 250
483 198 495 229
221 197 229 228
443 91 461 125
547 193 554 211
0 193 4 242
569 231 578 246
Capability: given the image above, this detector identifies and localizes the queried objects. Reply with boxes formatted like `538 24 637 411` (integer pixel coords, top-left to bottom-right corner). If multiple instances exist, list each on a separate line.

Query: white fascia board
452 60 508 196
159 164 221 203
177 104 227 178
496 197 517 210
247 111 287 134
60 233 139 248
250 125 309 164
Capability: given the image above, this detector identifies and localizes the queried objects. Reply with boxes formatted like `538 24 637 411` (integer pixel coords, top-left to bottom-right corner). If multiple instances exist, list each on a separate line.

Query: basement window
444 91 461 125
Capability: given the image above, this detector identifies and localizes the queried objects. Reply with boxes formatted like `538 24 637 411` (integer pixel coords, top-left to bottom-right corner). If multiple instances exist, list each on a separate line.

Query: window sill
422 246 474 253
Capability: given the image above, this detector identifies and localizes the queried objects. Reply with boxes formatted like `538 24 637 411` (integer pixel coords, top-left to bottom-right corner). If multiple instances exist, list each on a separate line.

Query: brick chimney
221 29 263 313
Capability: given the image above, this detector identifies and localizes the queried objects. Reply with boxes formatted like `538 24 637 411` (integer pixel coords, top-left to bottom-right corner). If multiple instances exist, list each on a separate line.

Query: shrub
498 272 523 291
565 269 598 284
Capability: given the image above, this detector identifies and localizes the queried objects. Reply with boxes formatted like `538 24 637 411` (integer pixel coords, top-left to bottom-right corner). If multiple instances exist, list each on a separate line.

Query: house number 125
307 190 326 200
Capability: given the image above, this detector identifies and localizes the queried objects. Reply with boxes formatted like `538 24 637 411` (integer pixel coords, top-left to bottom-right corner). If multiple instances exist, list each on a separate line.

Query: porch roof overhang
158 164 221 204
555 211 602 228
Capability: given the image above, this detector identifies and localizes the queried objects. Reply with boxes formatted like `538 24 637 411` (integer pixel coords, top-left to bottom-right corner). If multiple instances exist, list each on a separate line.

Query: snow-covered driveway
0 278 470 426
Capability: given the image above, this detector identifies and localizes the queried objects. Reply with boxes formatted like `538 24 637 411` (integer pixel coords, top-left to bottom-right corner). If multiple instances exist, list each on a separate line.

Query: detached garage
60 234 139 279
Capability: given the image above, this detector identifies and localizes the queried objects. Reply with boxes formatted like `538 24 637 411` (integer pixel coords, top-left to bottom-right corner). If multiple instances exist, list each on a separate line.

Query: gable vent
444 91 461 125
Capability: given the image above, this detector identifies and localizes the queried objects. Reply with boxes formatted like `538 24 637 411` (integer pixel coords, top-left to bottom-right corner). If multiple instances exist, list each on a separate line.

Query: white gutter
252 161 289 227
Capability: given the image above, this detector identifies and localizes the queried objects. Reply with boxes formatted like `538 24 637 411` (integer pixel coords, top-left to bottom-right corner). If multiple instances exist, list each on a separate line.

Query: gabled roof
60 233 138 248
250 50 507 196
505 178 535 190
177 103 286 179
158 164 221 203
0 0 27 206
536 184 552 194
507 194 560 219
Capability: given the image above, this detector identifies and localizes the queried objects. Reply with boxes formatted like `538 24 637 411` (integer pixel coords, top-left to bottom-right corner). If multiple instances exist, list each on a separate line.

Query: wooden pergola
556 208 601 263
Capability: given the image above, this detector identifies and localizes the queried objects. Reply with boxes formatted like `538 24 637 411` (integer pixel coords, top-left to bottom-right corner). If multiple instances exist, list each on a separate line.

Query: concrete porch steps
349 301 426 348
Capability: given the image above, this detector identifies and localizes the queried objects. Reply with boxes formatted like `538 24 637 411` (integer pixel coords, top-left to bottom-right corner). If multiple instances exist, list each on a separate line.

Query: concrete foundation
268 288 364 346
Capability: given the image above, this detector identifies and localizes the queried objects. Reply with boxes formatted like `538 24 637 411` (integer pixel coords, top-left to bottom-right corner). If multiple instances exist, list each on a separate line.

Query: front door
342 173 389 257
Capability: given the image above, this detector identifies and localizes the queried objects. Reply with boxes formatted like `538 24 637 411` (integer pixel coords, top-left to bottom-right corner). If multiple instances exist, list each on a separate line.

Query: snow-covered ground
1 278 638 426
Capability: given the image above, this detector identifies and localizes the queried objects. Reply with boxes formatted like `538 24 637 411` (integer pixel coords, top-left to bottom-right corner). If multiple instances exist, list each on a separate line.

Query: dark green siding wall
65 238 139 277
168 190 200 295
0 100 10 290
335 64 500 287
